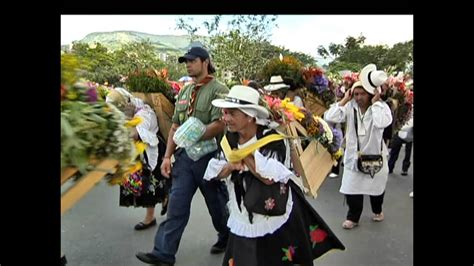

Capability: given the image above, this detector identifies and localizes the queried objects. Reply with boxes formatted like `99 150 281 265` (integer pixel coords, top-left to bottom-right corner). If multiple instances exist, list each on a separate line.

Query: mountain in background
62 31 208 56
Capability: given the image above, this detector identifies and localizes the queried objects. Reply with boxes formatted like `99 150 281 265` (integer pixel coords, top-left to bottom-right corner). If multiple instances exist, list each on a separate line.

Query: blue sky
61 15 413 65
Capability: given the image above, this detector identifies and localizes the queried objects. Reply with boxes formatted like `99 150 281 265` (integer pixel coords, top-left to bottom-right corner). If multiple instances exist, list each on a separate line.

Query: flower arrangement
302 67 336 109
386 75 414 133
299 109 343 160
261 95 343 160
262 95 305 125
61 81 136 173
259 56 305 87
126 68 176 103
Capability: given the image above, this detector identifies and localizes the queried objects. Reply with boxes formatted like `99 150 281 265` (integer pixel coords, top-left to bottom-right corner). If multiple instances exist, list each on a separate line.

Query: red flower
309 225 328 247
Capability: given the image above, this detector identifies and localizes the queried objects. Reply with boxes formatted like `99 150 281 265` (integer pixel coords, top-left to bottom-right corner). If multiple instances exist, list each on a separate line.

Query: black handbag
242 171 289 216
354 109 384 178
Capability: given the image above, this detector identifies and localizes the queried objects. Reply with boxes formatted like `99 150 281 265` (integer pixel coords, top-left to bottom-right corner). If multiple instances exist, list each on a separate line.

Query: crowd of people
64 46 414 266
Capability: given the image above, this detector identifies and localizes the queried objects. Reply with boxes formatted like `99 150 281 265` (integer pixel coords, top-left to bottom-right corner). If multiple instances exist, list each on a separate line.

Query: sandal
342 220 358 229
372 212 384 222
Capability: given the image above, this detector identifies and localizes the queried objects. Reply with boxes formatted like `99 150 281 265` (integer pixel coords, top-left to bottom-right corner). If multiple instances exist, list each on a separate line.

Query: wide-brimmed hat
350 81 364 91
263 75 290 91
212 85 269 119
359 64 388 95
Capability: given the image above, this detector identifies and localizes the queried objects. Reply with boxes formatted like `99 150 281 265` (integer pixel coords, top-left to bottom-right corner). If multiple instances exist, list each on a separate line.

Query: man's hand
160 158 172 178
339 89 352 106
372 87 381 104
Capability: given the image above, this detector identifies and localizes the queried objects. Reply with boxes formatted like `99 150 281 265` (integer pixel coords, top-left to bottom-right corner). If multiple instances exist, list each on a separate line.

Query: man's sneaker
401 171 408 176
210 240 227 254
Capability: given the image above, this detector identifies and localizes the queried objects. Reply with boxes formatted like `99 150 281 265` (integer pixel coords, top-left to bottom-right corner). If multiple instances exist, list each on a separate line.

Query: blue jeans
151 149 229 263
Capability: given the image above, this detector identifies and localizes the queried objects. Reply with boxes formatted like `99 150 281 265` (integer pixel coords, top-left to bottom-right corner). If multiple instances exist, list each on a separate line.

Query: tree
114 41 165 79
70 42 117 84
163 54 188 81
67 41 167 86
176 15 279 82
317 35 413 74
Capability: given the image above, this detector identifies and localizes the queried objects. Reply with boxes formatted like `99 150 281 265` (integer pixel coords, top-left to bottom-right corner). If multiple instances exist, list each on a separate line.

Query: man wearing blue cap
136 46 230 266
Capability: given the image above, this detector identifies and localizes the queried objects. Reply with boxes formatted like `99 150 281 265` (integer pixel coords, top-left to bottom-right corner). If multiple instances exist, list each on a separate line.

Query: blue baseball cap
178 46 210 63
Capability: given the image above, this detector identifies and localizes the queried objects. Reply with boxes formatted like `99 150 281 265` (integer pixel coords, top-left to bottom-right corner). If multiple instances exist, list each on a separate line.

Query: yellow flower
134 141 147 155
280 98 290 108
280 98 305 121
127 161 143 174
293 109 305 121
125 116 143 127
333 148 344 160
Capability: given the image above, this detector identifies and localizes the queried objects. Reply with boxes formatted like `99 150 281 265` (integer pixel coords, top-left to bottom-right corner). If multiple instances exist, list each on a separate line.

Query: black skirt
222 181 345 266
119 134 171 208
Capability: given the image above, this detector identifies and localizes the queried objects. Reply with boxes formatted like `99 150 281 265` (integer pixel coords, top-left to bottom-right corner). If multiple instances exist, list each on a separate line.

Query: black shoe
60 255 67 265
161 197 169 216
135 252 174 266
401 171 408 176
210 240 227 254
134 218 157 230
388 169 393 174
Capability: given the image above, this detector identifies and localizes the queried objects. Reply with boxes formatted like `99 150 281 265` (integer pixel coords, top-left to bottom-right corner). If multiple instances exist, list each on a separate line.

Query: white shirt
134 104 159 169
324 99 392 195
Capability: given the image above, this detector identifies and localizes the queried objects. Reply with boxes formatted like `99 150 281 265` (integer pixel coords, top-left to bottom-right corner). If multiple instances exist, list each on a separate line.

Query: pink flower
264 95 281 109
283 110 294 121
264 198 276 210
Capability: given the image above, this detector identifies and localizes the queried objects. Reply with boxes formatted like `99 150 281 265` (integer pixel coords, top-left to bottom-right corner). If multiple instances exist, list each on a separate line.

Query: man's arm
163 123 179 159
160 123 179 178
200 119 226 141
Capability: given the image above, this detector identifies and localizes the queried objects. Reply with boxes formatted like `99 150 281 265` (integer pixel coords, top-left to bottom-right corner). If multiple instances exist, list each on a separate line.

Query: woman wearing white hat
324 64 393 230
204 85 345 266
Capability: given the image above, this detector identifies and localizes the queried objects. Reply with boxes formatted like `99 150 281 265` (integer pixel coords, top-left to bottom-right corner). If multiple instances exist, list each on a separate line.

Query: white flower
315 116 333 143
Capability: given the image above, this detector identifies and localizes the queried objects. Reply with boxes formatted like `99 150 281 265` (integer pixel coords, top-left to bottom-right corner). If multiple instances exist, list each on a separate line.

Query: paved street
62 148 413 266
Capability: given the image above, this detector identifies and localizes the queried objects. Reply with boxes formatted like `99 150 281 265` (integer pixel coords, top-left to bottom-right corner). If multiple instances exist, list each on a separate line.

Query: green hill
76 31 208 55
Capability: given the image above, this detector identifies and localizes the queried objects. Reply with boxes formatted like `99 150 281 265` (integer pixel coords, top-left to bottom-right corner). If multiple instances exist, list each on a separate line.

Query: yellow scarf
220 133 286 163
